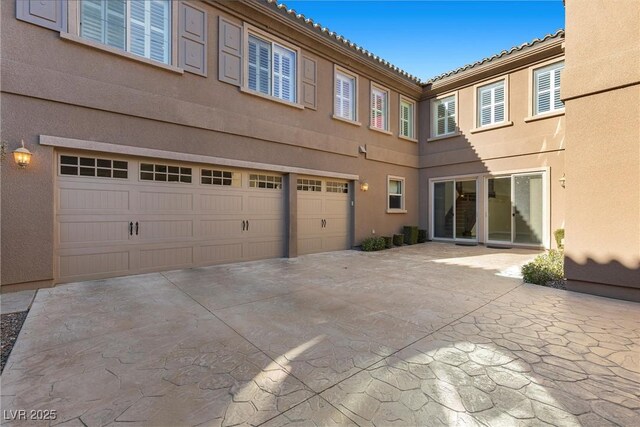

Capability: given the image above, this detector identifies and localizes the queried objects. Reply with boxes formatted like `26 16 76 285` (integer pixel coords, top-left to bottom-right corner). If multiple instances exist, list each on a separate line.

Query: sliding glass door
433 178 477 241
487 173 544 246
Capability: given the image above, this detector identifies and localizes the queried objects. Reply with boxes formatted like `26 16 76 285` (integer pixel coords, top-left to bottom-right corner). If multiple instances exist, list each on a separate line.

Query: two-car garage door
55 152 284 283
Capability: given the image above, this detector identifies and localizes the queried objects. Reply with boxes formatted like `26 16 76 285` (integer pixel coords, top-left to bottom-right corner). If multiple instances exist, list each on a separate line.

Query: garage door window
60 155 128 179
326 181 348 193
140 163 192 183
201 169 240 187
297 179 322 192
250 174 282 189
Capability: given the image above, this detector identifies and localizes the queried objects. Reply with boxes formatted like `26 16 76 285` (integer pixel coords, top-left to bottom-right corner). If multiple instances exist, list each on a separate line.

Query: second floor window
400 99 415 139
534 61 564 115
478 81 505 127
80 0 171 64
432 95 456 137
335 71 356 121
248 34 297 103
371 86 389 131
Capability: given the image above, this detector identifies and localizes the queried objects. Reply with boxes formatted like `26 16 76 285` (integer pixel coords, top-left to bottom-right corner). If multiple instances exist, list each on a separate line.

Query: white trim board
40 135 360 180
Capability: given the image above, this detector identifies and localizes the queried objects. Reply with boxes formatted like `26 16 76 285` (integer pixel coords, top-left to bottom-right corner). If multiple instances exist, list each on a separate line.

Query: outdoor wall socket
372 229 375 234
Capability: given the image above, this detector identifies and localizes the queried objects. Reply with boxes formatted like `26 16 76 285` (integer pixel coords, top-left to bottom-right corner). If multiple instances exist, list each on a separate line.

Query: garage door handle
135 222 139 235
246 220 249 231
242 220 246 231
129 222 133 236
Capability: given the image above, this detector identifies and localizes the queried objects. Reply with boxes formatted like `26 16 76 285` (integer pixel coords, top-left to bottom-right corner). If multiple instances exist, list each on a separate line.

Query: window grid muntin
249 174 282 189
60 155 128 179
326 181 349 194
297 179 322 192
201 169 240 187
140 163 192 183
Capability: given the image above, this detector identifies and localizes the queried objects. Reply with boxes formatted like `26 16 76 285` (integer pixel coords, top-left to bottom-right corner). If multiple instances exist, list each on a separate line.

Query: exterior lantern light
559 173 566 188
13 140 32 169
360 181 369 192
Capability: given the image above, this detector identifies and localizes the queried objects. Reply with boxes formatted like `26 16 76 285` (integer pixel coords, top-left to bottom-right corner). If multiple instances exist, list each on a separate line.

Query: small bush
554 228 565 249
522 249 564 285
403 226 419 245
393 234 404 246
417 229 428 243
383 236 393 249
361 236 386 252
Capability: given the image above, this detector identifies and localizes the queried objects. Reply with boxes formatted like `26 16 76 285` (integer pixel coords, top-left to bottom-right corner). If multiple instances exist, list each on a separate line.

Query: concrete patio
1 243 639 426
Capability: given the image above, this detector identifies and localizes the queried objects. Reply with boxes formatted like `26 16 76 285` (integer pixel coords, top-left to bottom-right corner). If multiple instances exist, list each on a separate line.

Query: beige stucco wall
563 0 640 300
418 49 566 247
0 1 420 287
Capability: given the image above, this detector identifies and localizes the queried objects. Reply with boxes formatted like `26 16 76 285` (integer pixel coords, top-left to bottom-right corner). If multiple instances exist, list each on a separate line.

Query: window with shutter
335 71 356 121
477 80 506 127
534 61 564 115
80 0 170 64
246 32 298 103
371 86 388 131
432 95 456 137
400 99 414 138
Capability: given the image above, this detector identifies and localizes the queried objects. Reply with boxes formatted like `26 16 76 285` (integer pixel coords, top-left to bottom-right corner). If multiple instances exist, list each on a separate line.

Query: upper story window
534 61 564 115
399 98 416 139
80 0 171 64
431 95 456 137
370 84 389 131
247 33 297 103
334 69 357 121
478 80 506 127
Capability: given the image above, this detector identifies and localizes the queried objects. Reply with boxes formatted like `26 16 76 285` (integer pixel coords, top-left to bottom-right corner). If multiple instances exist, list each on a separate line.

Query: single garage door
55 152 284 283
297 177 351 255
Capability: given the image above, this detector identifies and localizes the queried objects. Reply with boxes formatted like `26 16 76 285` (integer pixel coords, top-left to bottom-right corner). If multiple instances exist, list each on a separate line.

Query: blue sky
283 1 565 80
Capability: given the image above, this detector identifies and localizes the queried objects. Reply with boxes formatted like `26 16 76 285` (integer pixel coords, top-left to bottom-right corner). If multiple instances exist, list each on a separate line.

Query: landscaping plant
554 228 565 249
521 249 564 286
361 236 386 251
393 234 404 246
403 226 419 245
418 229 428 243
383 236 393 249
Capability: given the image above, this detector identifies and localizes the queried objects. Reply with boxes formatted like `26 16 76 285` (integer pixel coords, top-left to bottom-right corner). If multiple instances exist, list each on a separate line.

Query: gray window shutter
302 56 317 109
178 2 207 77
218 16 242 86
16 0 67 32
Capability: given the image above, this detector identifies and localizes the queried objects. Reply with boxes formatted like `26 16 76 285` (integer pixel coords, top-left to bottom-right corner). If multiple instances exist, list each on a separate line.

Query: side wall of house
563 0 640 300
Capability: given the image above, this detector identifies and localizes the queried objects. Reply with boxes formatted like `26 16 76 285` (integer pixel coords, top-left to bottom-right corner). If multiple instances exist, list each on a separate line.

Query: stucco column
285 173 298 258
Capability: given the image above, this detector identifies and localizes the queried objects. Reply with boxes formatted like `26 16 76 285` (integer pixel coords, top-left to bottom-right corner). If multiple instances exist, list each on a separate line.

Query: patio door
433 178 478 241
487 172 544 246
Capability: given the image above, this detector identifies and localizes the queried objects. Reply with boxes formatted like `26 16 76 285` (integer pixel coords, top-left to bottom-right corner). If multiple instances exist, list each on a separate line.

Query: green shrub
403 226 419 245
361 236 386 252
522 249 564 285
554 228 565 249
418 229 428 243
383 236 393 249
393 234 404 246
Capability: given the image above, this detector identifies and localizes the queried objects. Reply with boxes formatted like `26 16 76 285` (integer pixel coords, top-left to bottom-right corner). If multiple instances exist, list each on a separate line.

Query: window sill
239 86 304 110
332 115 361 127
60 32 184 74
426 132 462 143
524 110 565 123
398 135 418 143
386 209 407 214
469 121 514 134
368 126 393 136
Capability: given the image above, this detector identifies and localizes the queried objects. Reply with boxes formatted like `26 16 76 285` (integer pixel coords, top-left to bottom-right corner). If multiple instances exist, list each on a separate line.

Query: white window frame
387 175 406 213
333 65 360 125
526 58 565 121
242 24 302 108
399 96 417 141
472 75 512 131
76 0 173 65
533 60 564 116
429 92 458 139
369 83 390 133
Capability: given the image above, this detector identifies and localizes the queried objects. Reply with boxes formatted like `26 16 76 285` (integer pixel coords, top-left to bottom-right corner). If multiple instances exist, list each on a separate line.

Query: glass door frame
429 175 479 243
483 169 550 249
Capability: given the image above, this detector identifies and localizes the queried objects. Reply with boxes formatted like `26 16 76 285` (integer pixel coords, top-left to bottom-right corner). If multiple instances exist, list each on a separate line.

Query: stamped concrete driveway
2 243 639 426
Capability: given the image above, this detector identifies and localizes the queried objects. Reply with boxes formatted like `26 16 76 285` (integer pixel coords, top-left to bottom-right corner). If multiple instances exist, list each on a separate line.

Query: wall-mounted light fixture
559 173 566 188
13 140 32 169
360 180 369 192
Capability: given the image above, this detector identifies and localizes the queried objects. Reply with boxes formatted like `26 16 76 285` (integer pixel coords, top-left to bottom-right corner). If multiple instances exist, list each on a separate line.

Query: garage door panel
200 193 243 213
247 195 283 214
299 197 322 214
138 191 194 212
59 187 131 212
199 243 243 264
58 220 130 244
323 235 350 252
58 250 130 280
299 218 321 236
245 218 284 238
200 219 243 239
139 246 193 270
298 238 322 255
325 198 349 216
244 240 283 260
139 219 193 240
325 217 349 234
